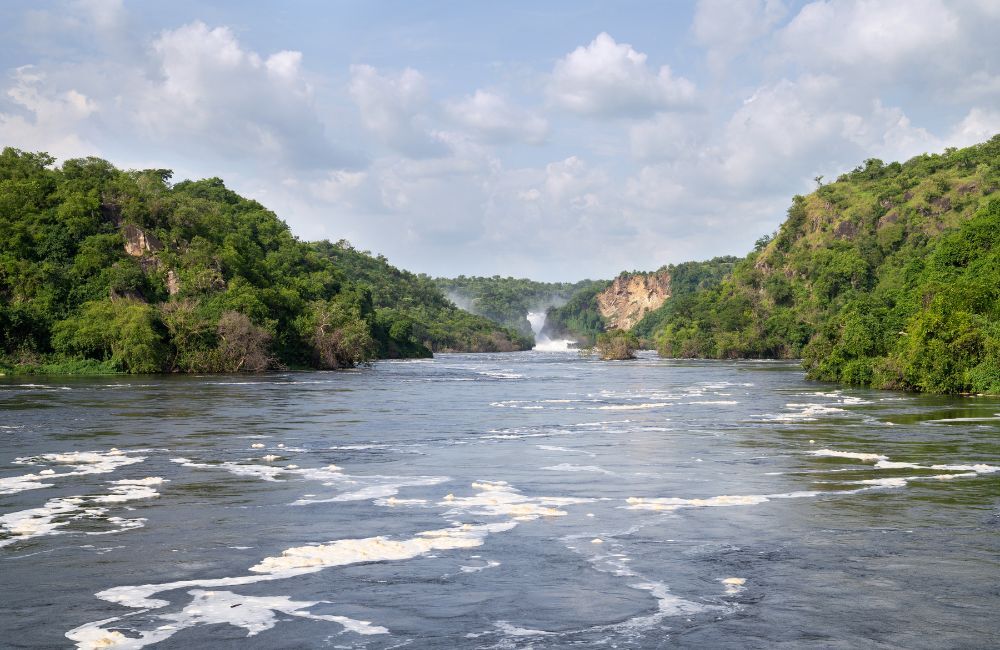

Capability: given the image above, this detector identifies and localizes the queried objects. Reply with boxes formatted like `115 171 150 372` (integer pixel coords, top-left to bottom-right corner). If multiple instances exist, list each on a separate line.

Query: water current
1 352 997 648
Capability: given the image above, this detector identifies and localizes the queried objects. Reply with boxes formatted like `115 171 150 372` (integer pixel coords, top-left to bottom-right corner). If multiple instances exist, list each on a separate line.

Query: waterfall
526 310 575 352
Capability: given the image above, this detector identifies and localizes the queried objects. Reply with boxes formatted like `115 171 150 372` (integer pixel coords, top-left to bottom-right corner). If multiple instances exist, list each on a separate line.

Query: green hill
314 243 532 354
654 136 1000 394
541 257 738 346
0 148 528 374
434 275 604 337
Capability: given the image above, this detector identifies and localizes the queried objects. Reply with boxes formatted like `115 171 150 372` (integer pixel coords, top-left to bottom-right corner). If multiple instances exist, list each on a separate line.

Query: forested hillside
542 257 737 345
654 136 999 394
539 281 610 345
315 242 532 353
434 275 604 336
0 148 527 374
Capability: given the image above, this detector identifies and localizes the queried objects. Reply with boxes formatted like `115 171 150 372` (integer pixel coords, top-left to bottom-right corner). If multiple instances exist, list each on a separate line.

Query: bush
595 329 639 360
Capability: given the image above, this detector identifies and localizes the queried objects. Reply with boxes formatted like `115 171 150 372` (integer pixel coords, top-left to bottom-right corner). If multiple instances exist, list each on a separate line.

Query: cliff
596 271 671 330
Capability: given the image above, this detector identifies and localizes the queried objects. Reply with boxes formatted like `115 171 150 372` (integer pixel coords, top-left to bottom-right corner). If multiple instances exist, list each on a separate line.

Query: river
1 352 998 649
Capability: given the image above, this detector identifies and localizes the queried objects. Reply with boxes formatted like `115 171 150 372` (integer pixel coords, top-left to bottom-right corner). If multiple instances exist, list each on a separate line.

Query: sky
1 1 998 281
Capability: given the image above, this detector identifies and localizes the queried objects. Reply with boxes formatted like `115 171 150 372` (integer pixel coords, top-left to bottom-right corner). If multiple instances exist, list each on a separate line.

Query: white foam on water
482 427 573 440
625 489 821 513
0 473 55 495
625 494 771 511
721 577 746 595
0 477 165 547
478 370 524 379
170 458 285 482
440 480 593 521
928 472 980 480
760 403 849 422
542 463 614 475
855 477 909 488
537 444 597 457
928 463 997 473
874 460 922 469
927 414 1000 423
375 496 429 507
174 459 446 504
66 589 387 649
460 559 501 573
592 403 670 411
3 449 146 495
810 449 888 462
250 522 514 574
493 620 557 637
328 443 389 450
290 473 448 505
687 400 740 406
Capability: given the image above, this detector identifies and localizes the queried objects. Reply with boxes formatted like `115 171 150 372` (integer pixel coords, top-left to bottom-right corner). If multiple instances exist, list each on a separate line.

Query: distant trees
433 275 605 337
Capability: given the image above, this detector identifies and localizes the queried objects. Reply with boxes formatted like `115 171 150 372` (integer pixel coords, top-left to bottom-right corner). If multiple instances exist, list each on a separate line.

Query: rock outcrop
123 224 163 257
596 271 671 330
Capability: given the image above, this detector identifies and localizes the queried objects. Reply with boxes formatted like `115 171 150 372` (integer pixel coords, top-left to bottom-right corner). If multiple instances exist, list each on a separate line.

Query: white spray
526 311 576 352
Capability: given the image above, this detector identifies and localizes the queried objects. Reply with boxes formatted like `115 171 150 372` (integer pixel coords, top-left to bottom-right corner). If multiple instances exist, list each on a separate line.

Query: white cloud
0 66 98 160
445 90 548 144
778 0 959 71
629 112 707 162
548 33 695 117
693 0 787 70
133 22 340 167
947 108 1000 148
348 64 445 158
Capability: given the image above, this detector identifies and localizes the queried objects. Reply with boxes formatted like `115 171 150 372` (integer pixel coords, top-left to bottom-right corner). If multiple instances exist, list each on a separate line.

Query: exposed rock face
167 269 181 296
123 224 163 257
596 271 671 330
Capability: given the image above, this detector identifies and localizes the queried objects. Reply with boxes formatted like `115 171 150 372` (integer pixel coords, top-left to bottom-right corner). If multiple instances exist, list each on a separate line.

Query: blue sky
2 1 998 280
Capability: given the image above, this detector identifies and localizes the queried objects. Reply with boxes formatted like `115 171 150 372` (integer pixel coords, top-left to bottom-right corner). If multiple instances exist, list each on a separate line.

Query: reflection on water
1 353 998 649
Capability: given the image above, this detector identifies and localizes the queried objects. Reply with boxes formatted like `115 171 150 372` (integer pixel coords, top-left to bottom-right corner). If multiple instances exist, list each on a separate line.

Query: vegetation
434 275 604 337
316 242 532 354
594 329 639 360
631 256 739 341
651 136 1000 394
541 281 611 346
540 257 738 346
0 148 528 374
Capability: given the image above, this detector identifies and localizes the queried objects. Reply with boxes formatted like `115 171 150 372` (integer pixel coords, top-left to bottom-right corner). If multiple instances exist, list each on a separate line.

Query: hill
542 257 737 345
654 136 999 393
315 242 532 353
0 148 528 374
434 275 605 337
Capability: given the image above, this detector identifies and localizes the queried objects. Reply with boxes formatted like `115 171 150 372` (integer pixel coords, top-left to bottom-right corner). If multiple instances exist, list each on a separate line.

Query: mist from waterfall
527 311 576 352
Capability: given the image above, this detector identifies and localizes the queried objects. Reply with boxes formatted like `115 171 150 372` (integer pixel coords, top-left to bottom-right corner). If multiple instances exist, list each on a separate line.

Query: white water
527 311 576 352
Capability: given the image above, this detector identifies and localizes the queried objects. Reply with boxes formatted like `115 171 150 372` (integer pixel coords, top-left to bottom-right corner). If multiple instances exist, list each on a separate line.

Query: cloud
548 33 695 117
445 90 548 144
777 0 959 71
0 65 98 160
136 21 345 168
629 112 707 162
348 64 446 158
693 0 787 70
716 76 936 190
947 108 1000 148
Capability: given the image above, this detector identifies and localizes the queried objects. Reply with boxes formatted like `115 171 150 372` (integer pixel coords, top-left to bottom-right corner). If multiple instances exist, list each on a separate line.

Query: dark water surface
1 352 998 649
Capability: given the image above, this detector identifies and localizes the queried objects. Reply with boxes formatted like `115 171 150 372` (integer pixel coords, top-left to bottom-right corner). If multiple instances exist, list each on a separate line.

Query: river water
1 352 998 649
